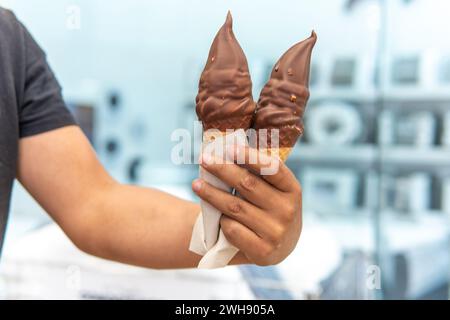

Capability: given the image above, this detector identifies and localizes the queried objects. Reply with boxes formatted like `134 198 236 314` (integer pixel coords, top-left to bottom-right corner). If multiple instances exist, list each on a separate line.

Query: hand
191 145 302 266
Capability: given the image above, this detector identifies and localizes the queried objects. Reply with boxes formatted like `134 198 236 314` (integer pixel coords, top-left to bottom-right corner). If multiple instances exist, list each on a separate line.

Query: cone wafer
258 147 293 162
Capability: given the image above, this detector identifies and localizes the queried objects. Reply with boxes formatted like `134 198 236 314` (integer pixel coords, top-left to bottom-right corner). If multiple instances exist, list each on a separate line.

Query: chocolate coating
196 12 255 131
254 31 317 148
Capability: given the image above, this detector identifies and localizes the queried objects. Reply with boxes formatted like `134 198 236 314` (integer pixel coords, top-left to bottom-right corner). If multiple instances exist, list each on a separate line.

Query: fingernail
192 179 202 192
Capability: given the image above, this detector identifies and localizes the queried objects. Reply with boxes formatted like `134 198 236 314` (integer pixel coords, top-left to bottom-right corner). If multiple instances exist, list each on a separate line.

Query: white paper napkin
189 129 248 268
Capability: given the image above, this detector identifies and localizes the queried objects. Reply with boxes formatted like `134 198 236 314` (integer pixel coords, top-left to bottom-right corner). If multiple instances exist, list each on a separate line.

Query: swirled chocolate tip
253 31 317 148
196 11 255 131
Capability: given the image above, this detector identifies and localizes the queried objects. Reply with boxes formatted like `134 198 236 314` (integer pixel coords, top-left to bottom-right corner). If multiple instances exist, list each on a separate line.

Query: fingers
228 145 299 193
192 179 285 243
200 154 283 210
220 216 279 266
195 143 304 266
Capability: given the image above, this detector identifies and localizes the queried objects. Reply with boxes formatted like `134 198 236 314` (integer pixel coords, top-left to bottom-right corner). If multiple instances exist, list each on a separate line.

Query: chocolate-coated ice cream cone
193 12 255 255
196 11 255 144
253 31 317 162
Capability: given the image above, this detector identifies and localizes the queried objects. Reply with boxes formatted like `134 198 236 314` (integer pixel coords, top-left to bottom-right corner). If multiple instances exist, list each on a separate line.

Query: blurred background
0 0 449 300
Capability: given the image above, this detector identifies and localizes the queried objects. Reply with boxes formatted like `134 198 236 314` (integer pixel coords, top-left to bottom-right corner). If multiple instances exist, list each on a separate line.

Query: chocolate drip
254 31 317 148
196 12 255 131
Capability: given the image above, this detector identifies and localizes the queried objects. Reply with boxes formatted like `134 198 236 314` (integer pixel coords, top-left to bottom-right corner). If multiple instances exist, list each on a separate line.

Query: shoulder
0 7 26 56
0 7 21 33
0 8 27 111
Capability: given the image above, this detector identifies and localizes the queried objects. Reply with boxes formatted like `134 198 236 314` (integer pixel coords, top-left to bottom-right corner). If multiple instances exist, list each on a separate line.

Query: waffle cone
258 147 293 162
203 130 228 144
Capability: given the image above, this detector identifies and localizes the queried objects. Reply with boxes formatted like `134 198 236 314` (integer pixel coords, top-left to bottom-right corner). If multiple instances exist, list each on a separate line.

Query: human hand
192 145 302 266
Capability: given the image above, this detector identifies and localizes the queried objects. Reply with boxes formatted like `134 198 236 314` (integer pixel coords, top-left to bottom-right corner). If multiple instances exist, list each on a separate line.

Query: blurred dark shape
105 138 119 155
384 254 449 299
127 157 143 183
320 250 375 299
325 119 342 134
331 58 356 86
345 0 365 11
392 56 419 85
344 0 414 11
239 265 293 300
108 90 121 112
381 173 431 213
439 57 450 84
395 111 436 146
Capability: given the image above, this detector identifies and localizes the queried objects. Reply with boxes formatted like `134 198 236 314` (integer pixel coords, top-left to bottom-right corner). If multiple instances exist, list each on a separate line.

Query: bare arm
16 126 242 268
17 126 301 269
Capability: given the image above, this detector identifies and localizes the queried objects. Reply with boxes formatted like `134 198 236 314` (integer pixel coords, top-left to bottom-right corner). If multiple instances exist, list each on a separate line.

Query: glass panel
294 0 382 299
377 0 450 299
1 0 448 300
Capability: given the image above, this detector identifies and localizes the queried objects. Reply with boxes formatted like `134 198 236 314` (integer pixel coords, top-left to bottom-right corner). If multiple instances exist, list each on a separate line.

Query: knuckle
280 204 294 223
240 174 258 191
227 199 243 216
256 243 275 262
222 220 240 240
270 223 285 245
280 202 295 222
262 244 274 258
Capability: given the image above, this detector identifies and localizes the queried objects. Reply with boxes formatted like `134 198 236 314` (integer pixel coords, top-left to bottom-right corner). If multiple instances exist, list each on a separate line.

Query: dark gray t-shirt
0 8 76 254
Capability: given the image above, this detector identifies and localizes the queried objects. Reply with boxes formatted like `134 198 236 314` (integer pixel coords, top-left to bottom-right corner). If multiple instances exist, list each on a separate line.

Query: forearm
17 127 247 269
83 182 201 268
78 182 247 269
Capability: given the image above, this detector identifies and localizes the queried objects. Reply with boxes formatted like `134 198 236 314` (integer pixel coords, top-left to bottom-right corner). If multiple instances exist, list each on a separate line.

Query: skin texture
17 126 302 268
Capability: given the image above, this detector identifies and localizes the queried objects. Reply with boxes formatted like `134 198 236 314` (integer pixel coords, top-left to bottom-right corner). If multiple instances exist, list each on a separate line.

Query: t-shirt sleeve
18 21 76 138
